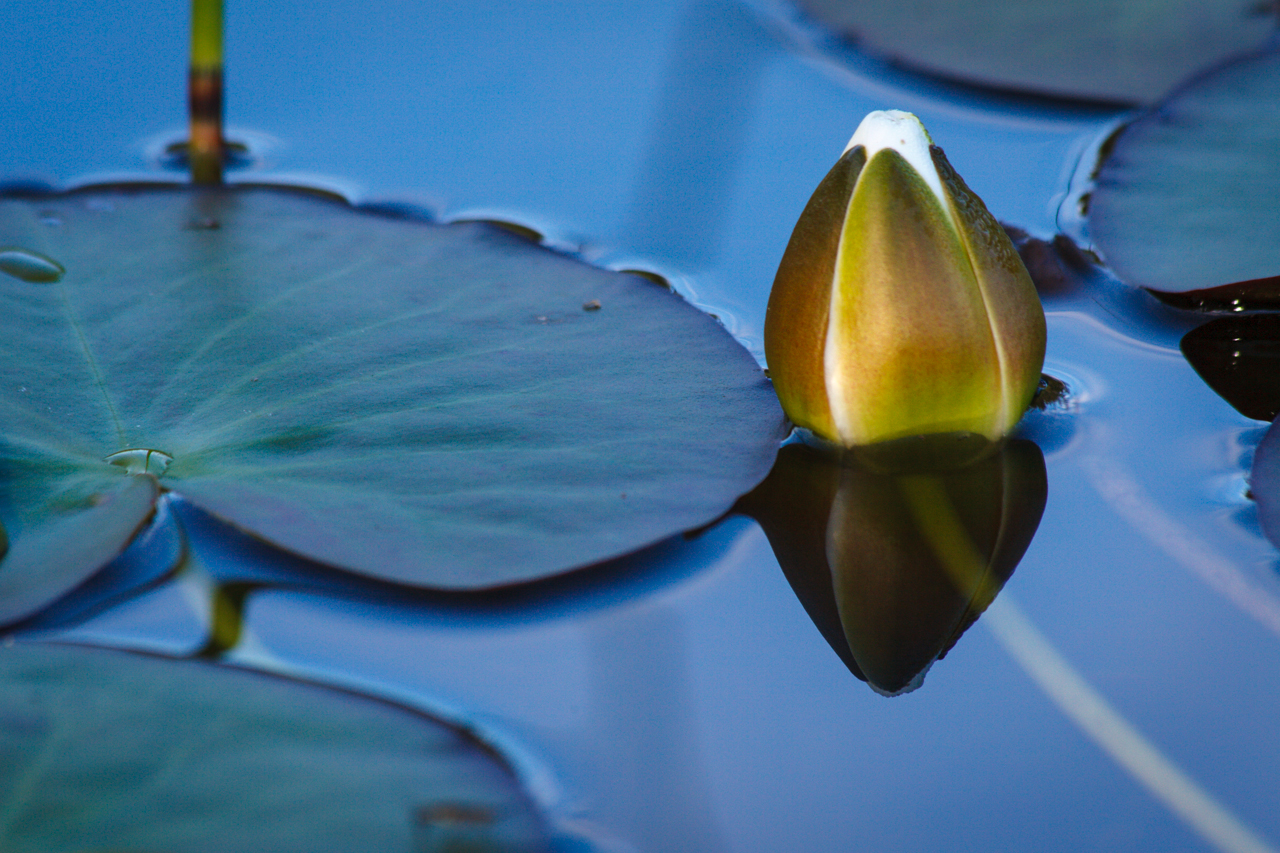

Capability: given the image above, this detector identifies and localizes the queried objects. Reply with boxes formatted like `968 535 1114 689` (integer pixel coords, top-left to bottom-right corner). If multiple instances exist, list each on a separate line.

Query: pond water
5 1 1280 851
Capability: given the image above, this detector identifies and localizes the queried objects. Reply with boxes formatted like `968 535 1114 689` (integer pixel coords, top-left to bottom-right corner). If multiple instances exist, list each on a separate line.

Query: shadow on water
10 489 760 651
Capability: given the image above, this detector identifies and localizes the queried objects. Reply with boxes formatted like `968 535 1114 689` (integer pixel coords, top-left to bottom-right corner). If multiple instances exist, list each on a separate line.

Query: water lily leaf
1250 416 1280 553
1090 49 1280 295
792 0 1273 103
0 473 157 625
11 493 187 632
1181 315 1280 422
0 642 550 852
0 185 784 596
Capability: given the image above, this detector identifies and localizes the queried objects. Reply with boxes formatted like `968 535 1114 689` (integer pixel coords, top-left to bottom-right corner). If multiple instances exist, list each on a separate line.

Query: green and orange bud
764 110 1046 449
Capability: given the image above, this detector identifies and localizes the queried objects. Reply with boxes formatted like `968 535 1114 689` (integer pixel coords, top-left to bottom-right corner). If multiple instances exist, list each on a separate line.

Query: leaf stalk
189 0 224 185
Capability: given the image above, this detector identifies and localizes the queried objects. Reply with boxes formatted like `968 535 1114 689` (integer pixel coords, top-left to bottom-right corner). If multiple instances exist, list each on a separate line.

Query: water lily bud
765 110 1046 447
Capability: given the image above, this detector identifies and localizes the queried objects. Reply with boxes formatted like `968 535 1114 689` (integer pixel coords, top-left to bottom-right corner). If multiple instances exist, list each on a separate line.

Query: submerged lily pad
793 0 1274 103
0 642 550 852
0 185 784 603
1090 49 1280 295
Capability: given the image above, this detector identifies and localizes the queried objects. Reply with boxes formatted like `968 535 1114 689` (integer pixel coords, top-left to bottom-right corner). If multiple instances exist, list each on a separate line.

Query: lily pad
1181 315 1280 422
0 474 158 625
0 642 550 852
1090 49 1280 295
0 185 784 603
1251 416 1280 551
792 0 1274 103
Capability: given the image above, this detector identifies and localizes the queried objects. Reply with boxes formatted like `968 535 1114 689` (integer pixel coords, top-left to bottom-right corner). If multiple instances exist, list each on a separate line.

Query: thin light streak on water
985 594 1279 853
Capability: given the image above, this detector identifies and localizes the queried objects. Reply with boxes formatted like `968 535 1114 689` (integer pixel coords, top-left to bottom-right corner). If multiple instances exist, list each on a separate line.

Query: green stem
194 582 256 660
189 0 224 185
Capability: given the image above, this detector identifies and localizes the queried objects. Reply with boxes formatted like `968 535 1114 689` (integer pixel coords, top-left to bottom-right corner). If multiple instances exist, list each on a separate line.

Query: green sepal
764 146 866 440
828 148 1001 444
932 146 1046 434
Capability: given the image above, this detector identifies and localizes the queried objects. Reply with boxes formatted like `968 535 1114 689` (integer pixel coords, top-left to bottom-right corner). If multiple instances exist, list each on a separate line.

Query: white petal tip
843 111 928 153
842 110 946 210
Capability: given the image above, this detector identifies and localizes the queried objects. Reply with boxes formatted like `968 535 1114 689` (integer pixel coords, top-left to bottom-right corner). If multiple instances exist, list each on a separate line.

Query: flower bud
765 110 1046 447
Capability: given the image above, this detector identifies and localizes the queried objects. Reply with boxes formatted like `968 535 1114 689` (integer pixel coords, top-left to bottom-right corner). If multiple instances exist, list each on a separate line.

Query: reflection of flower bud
736 440 1046 695
765 110 1046 447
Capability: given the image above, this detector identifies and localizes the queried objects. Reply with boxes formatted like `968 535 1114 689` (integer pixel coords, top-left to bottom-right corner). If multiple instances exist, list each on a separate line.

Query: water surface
6 1 1279 851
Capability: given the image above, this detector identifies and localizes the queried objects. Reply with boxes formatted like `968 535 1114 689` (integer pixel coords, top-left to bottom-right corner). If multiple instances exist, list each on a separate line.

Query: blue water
6 1 1280 851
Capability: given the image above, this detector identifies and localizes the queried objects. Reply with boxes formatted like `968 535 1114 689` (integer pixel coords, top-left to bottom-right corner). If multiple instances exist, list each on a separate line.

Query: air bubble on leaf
0 248 65 283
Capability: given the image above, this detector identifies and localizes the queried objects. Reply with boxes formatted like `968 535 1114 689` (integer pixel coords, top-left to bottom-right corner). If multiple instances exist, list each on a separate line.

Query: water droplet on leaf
105 448 174 476
0 248 65 283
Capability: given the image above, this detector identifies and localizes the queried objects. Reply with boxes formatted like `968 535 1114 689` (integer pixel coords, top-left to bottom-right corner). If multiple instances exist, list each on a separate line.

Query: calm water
6 1 1280 851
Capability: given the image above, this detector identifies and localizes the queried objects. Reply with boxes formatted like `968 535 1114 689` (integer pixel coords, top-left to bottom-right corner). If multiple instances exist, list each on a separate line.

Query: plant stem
189 0 224 185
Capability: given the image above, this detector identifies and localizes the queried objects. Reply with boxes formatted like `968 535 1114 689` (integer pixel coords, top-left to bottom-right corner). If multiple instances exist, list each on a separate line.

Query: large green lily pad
1089 49 1280 295
0 642 550 852
792 0 1274 103
0 474 158 625
0 185 784 608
